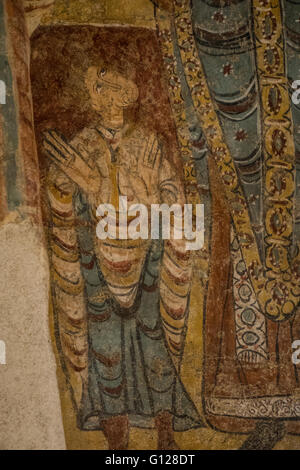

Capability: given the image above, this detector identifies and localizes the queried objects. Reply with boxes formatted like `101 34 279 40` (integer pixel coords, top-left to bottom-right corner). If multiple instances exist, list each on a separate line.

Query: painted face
85 66 139 113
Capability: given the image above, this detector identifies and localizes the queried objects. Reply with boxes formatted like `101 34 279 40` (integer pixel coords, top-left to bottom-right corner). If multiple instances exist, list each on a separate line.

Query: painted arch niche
29 24 204 450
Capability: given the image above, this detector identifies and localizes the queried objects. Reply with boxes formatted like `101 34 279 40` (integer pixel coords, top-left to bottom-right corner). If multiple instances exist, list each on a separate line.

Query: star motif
234 129 248 142
212 11 226 23
222 63 233 76
248 194 259 205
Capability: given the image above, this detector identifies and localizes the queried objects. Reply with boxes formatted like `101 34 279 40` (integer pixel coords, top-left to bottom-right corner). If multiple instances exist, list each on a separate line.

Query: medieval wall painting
0 0 300 450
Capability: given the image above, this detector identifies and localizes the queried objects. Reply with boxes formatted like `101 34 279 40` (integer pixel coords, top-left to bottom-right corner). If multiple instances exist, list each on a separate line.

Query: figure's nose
111 74 138 106
120 79 139 106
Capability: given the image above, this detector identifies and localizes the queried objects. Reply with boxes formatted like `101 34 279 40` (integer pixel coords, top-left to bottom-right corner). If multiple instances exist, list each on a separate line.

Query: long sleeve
47 164 88 405
158 155 193 368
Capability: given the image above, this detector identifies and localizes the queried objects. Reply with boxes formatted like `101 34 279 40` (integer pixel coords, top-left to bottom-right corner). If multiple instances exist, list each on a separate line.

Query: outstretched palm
43 129 102 194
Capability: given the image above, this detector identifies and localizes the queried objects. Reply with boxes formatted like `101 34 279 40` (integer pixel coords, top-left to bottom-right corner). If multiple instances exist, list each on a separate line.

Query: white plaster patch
0 219 65 450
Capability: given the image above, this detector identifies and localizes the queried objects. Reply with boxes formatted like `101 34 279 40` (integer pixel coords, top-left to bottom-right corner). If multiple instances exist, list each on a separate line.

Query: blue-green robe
73 191 203 431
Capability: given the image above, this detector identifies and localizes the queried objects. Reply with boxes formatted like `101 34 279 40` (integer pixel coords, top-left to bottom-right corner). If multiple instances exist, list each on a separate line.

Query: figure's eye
100 68 106 77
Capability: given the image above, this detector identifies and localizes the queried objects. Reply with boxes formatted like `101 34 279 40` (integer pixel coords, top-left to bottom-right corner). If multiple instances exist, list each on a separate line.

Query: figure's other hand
43 129 102 194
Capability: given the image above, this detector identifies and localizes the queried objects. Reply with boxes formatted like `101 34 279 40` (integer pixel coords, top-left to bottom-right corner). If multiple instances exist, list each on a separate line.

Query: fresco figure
43 64 203 450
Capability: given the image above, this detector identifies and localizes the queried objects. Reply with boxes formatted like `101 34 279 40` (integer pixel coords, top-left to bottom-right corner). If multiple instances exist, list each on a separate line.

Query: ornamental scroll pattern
156 0 300 321
155 22 200 205
252 0 299 314
206 396 300 419
231 227 268 364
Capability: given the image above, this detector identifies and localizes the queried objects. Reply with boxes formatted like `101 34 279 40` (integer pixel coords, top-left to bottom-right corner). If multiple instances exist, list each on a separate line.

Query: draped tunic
47 123 203 430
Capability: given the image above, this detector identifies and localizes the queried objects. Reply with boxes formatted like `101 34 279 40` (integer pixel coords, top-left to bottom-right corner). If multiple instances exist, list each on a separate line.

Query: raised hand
43 129 102 194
